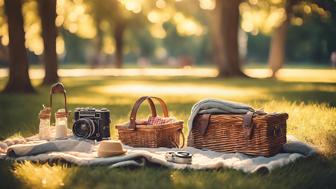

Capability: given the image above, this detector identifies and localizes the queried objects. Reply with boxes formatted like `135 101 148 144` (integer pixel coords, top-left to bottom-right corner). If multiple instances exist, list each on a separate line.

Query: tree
114 19 126 68
109 1 138 68
38 0 59 85
211 0 246 77
87 0 129 68
90 16 104 68
267 0 336 77
3 0 35 93
268 0 298 78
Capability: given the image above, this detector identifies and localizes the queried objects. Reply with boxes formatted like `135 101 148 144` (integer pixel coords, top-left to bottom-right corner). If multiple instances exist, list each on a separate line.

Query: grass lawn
0 68 335 189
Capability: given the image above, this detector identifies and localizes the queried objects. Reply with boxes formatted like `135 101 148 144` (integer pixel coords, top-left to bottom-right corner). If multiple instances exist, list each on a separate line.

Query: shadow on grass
0 76 335 139
0 161 24 189
58 76 336 106
59 156 336 189
1 155 335 189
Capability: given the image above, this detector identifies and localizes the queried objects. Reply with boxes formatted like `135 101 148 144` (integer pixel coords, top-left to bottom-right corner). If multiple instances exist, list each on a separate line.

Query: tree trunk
90 17 104 68
268 0 298 78
39 0 59 85
212 0 246 77
114 23 125 68
91 34 104 68
0 37 9 63
268 20 289 78
3 0 35 93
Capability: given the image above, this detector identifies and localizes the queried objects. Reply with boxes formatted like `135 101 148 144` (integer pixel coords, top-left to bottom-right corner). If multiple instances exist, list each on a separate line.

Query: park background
0 0 336 189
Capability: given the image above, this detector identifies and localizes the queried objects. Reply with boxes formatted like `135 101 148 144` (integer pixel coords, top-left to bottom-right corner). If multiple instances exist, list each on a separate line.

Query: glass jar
39 107 51 140
55 109 68 139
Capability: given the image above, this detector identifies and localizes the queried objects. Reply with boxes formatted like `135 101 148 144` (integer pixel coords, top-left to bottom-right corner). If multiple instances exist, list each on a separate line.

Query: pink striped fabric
147 116 175 125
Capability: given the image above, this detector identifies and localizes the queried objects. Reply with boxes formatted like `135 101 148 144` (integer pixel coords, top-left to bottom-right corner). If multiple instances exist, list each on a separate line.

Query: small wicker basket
116 96 184 148
187 112 288 157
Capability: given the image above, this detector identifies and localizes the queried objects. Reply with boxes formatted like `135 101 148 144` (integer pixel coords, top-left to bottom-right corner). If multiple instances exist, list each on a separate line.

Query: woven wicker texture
188 113 288 157
116 96 184 148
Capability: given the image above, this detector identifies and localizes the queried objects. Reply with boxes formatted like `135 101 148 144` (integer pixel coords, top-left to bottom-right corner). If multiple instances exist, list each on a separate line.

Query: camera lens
73 118 96 139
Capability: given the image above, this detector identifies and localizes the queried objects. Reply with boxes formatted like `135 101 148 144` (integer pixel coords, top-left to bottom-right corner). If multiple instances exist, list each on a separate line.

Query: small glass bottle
39 106 51 140
55 109 68 139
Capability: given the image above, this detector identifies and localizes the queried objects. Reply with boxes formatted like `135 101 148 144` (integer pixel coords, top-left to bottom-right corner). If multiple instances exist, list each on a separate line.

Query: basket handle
170 129 185 148
129 96 169 130
49 82 68 113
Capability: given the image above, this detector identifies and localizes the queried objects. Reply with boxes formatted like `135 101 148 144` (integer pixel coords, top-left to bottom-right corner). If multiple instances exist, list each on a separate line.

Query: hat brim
98 149 127 158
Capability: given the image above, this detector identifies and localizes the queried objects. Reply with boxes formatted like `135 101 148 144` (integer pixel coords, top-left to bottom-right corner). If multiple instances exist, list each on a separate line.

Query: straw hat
97 140 127 157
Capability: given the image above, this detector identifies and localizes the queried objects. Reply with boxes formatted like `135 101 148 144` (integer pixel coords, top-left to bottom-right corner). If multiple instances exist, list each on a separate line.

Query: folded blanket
187 99 255 136
6 139 93 157
0 133 316 173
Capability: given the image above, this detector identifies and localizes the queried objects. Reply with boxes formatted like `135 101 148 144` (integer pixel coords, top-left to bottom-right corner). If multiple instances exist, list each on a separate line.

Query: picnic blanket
0 129 316 174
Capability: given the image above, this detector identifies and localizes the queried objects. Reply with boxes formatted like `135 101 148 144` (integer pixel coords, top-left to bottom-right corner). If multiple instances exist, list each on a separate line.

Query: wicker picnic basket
116 96 184 148
187 112 288 157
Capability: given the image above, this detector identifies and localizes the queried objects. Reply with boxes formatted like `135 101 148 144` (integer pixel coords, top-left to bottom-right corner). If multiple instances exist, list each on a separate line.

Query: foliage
0 0 335 65
286 13 336 62
247 10 336 63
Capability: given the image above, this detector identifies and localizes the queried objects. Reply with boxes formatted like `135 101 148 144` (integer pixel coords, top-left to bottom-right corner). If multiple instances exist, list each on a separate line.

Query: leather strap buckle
195 114 211 136
243 111 255 139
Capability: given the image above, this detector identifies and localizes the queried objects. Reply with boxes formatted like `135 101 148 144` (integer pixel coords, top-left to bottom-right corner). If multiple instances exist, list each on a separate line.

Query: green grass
0 68 336 189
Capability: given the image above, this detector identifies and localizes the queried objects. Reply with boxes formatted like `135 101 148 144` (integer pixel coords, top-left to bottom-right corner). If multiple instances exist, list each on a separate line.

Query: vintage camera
73 107 111 141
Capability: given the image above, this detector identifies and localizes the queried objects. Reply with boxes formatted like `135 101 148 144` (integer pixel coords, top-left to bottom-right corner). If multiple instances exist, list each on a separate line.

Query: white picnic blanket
0 129 316 174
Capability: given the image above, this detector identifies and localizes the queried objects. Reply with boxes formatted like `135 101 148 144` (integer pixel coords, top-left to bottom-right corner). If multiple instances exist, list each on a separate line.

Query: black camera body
73 107 110 141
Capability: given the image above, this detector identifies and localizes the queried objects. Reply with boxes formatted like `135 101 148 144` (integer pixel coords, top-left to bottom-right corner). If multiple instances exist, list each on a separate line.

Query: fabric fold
0 134 317 173
187 99 255 138
6 139 93 157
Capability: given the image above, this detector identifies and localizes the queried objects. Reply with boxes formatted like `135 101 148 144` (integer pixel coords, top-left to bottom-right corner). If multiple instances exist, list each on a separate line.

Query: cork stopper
39 106 51 119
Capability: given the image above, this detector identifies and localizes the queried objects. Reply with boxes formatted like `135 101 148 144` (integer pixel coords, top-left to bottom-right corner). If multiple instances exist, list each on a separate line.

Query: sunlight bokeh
13 162 75 189
173 13 204 36
239 1 330 35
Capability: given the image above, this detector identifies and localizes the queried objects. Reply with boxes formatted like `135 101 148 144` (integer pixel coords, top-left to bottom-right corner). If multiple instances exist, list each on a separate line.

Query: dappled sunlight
245 68 336 83
278 84 336 93
276 69 336 83
13 162 75 189
259 101 336 154
1 70 336 154
0 0 335 186
54 68 218 77
0 68 218 79
0 68 334 84
68 96 136 106
244 68 273 78
92 83 269 102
